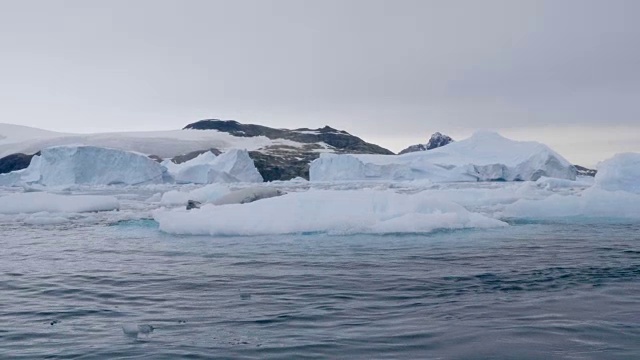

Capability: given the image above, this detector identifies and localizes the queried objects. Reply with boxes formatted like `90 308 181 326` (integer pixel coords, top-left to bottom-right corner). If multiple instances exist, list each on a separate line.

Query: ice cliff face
399 132 454 155
310 132 577 182
1 146 167 186
594 153 640 194
166 149 263 184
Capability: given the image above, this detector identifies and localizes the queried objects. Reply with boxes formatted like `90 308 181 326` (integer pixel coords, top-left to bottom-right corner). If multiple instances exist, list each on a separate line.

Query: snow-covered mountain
399 132 454 154
183 120 394 181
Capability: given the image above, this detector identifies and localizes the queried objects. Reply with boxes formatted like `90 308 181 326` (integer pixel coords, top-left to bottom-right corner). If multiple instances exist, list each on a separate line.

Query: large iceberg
502 153 640 220
167 149 263 184
153 189 507 236
310 132 577 182
594 153 640 194
0 146 167 187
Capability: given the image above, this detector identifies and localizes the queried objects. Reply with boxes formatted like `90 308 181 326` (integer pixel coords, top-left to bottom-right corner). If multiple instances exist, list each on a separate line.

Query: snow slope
0 124 301 159
311 132 577 182
0 124 68 147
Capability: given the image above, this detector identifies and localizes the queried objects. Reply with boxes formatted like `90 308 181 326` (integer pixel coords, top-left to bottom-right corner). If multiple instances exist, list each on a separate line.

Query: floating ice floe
502 187 640 220
310 132 577 182
0 192 119 214
503 153 640 220
212 187 286 205
122 324 154 339
160 183 231 206
153 189 507 236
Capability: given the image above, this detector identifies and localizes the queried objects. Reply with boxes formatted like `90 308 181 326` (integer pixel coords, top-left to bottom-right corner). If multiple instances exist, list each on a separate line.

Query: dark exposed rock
399 132 454 155
186 200 202 210
171 148 221 164
148 155 164 163
184 119 393 155
0 152 40 174
182 119 395 181
249 151 314 182
573 165 597 177
399 144 428 154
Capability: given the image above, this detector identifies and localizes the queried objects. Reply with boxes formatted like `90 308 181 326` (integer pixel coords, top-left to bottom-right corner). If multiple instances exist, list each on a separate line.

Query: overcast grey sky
1 0 639 165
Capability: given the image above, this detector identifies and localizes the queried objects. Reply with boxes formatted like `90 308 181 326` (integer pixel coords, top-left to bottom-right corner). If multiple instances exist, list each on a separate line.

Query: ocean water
1 220 639 359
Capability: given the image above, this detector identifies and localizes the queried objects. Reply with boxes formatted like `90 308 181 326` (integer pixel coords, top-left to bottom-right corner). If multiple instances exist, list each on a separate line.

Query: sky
1 0 639 166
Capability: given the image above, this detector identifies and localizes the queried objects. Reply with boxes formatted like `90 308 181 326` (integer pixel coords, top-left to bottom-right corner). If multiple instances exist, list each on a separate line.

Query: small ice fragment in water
138 324 154 335
122 324 154 338
239 290 251 300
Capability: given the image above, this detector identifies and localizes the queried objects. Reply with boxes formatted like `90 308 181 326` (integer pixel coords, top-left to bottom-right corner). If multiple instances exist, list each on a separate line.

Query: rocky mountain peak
399 132 454 155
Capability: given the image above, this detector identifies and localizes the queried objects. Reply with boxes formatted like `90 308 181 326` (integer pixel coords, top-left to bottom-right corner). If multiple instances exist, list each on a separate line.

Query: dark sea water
1 221 639 359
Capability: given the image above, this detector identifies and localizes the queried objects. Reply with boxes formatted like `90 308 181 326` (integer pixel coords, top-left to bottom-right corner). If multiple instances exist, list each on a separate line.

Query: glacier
310 132 577 182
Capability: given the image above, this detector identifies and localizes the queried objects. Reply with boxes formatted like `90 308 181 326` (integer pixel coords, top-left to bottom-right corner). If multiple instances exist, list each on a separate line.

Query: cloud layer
1 0 638 164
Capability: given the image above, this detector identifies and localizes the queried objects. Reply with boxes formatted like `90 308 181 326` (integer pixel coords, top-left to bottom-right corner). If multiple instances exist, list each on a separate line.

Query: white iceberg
594 153 640 194
502 187 640 220
153 189 507 236
0 192 119 214
2 146 167 187
310 132 577 182
167 149 263 184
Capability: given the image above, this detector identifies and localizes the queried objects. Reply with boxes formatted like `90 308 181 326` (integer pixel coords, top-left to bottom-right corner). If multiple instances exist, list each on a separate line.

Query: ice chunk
174 164 240 184
153 189 507 236
167 149 262 184
594 153 640 194
0 192 119 214
212 187 286 205
160 183 231 206
502 187 640 220
535 176 592 191
310 132 577 182
122 324 154 339
206 149 263 183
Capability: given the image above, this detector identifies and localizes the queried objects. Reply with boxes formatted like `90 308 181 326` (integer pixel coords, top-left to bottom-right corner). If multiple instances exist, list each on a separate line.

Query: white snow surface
594 153 640 194
310 132 577 182
0 192 119 214
22 146 167 186
0 124 297 159
153 189 508 236
160 184 231 206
